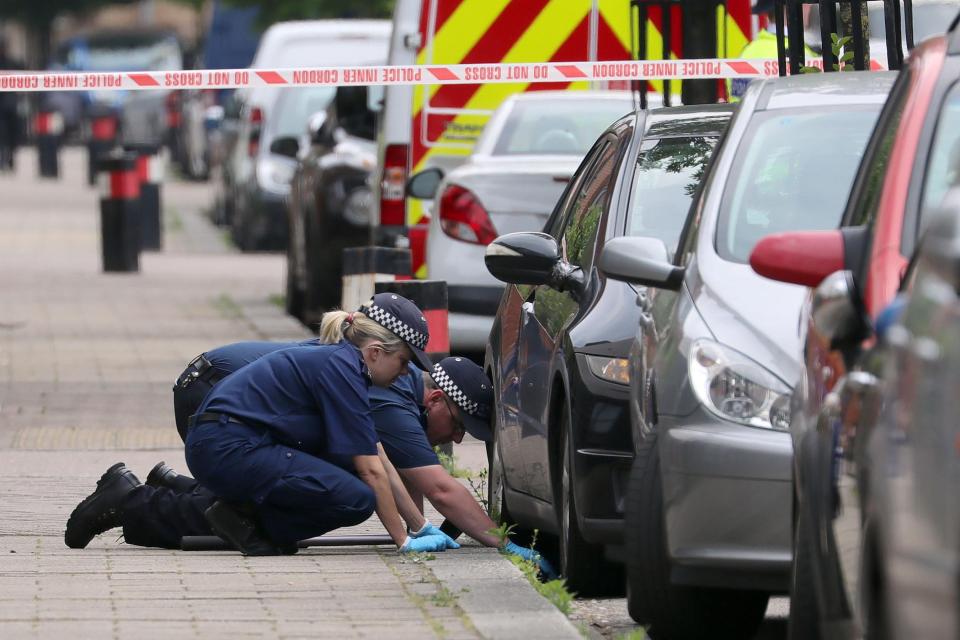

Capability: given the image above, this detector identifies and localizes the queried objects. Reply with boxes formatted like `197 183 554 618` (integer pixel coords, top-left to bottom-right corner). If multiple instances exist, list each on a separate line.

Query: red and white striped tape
0 58 887 92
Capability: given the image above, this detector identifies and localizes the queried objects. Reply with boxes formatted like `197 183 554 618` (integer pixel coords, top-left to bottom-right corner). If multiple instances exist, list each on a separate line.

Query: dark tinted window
627 136 718 258
846 72 910 228
561 140 618 268
716 107 882 263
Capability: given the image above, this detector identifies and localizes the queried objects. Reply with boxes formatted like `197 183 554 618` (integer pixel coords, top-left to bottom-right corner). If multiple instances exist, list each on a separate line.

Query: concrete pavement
0 147 580 639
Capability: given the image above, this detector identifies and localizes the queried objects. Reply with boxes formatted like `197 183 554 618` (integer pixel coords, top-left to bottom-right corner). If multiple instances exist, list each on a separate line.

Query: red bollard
124 143 163 250
34 110 63 179
97 152 141 272
86 106 118 186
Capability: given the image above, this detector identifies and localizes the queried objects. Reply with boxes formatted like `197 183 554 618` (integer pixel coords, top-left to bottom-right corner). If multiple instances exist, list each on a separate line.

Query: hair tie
346 312 355 325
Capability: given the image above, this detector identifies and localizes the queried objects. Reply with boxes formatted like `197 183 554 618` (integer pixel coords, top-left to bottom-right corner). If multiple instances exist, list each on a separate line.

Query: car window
560 139 619 270
492 99 632 156
716 107 882 263
920 82 960 224
270 87 336 138
627 136 718 259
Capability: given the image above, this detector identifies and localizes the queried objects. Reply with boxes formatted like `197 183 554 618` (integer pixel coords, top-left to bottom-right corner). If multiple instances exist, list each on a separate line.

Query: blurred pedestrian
728 0 816 101
0 38 24 171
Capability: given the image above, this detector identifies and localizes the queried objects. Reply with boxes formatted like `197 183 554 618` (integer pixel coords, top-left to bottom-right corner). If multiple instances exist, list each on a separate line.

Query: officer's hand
399 533 460 553
502 540 558 580
410 521 460 549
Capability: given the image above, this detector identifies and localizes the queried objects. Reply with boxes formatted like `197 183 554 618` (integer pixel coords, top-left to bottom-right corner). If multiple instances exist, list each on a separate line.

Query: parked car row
748 25 960 640
459 15 960 640
479 70 896 639
214 19 390 252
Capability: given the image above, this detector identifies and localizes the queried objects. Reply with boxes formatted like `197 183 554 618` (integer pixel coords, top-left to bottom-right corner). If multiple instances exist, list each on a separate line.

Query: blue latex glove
399 532 460 553
503 540 558 580
410 521 460 550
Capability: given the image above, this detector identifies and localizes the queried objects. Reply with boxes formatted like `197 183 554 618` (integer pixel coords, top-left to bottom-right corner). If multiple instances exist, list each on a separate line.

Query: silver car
409 91 640 351
599 71 896 640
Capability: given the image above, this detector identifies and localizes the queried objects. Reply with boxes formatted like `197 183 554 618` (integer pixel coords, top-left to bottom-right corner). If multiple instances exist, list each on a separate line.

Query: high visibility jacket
728 30 816 101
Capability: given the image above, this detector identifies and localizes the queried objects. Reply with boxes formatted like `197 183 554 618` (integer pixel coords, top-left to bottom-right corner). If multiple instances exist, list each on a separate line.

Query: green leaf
800 66 822 74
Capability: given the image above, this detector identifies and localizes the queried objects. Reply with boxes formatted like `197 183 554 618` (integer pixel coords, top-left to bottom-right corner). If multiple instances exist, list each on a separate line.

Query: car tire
787 495 821 640
558 402 624 597
625 432 769 640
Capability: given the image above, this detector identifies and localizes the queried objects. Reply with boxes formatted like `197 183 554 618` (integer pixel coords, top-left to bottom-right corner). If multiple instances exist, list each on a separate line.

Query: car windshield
492 99 633 156
627 136 718 258
64 37 182 71
271 87 336 138
716 107 881 263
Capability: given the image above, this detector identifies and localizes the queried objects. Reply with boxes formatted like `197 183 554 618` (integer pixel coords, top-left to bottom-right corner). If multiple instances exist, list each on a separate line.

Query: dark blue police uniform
172 340 319 441
369 364 439 469
185 342 379 544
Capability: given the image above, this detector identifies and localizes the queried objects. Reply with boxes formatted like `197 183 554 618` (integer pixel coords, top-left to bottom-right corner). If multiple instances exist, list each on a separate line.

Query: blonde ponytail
318 304 407 354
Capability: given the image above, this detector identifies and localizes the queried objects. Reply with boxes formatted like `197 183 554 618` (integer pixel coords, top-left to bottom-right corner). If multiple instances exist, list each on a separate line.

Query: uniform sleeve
371 403 440 469
312 348 378 457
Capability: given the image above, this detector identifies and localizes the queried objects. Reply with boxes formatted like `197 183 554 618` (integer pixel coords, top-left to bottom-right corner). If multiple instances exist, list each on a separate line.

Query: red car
749 25 960 640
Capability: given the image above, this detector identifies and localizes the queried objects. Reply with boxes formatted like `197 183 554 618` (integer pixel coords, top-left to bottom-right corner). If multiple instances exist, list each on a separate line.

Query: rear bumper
449 312 495 351
658 412 792 591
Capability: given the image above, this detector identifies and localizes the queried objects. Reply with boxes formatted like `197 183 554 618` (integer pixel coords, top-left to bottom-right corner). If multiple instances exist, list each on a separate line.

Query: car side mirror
598 236 684 290
811 270 868 348
750 229 846 288
485 232 562 286
407 168 445 200
269 136 300 159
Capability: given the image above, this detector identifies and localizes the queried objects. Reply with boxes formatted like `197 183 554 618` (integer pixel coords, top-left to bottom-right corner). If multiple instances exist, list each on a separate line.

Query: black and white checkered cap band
360 303 428 350
431 363 487 418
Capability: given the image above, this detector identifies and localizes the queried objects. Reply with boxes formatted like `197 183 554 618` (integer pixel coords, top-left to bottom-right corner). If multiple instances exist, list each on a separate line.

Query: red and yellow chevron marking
407 0 635 279
406 0 753 278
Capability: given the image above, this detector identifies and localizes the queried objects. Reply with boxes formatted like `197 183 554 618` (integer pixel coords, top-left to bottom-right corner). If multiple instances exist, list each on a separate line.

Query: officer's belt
174 354 227 391
188 411 247 429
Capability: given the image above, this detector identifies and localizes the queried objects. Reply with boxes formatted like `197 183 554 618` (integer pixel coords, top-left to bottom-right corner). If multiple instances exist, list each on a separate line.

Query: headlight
585 355 630 385
342 186 372 226
257 156 296 194
688 339 791 431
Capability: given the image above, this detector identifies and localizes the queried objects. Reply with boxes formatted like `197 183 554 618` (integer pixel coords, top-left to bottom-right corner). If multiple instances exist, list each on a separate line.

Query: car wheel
787 494 821 640
625 432 769 640
558 402 623 597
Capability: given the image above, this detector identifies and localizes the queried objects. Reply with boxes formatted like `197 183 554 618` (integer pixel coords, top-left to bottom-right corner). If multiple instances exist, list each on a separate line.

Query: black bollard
98 152 141 273
124 143 163 250
86 105 118 187
34 110 62 179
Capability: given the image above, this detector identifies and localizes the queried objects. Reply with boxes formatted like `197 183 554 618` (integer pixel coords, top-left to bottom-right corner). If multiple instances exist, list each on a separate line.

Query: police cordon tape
0 57 886 92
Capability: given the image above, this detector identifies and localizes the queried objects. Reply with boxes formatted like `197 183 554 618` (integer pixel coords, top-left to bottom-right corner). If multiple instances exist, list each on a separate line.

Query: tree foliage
222 0 395 26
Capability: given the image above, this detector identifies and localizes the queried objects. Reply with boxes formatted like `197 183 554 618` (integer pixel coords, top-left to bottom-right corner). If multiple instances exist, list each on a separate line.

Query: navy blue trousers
185 421 376 544
121 482 214 549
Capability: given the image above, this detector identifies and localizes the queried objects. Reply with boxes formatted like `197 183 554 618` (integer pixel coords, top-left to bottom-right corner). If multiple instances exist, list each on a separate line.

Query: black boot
145 461 196 493
65 463 141 549
204 501 288 556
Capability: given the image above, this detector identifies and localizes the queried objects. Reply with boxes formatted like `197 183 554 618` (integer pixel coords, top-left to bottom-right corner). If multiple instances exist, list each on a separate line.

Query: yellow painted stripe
598 0 632 51
414 0 512 110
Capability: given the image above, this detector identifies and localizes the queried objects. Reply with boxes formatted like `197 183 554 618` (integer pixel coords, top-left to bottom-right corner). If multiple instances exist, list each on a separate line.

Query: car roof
750 71 899 110
644 103 735 137
259 19 392 39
